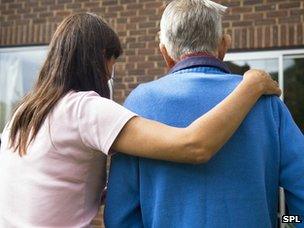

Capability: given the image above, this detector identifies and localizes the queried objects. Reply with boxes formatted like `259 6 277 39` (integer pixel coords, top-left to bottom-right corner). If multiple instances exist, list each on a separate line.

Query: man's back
105 60 304 228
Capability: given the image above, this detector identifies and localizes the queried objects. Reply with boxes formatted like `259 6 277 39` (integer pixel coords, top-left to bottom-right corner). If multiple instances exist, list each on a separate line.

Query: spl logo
282 215 303 223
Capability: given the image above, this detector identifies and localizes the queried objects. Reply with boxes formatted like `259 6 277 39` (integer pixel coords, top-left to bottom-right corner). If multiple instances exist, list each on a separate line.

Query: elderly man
104 0 304 227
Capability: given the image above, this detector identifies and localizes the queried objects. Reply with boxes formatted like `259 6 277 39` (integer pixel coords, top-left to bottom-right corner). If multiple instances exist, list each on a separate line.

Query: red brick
297 24 303 45
130 16 147 23
129 29 146 36
265 27 271 47
289 25 295 46
147 68 165 75
231 6 253 13
66 3 82 9
246 27 253 47
7 14 21 20
136 75 154 83
55 11 71 17
281 24 287 46
232 21 253 27
126 3 143 10
273 25 279 47
266 10 288 18
290 9 304 16
9 3 23 10
33 17 47 24
257 27 263 47
102 0 118 6
222 21 231 28
128 42 146 49
241 28 247 48
144 2 163 9
266 0 285 2
243 13 263 20
279 2 301 10
128 83 140 89
233 28 241 49
279 17 301 23
243 0 263 5
138 21 156 29
120 10 136 17
255 4 276 11
83 2 101 8
39 12 54 18
33 6 48 13
57 0 73 4
255 19 276 26
123 76 136 83
223 14 241 21
138 35 156 42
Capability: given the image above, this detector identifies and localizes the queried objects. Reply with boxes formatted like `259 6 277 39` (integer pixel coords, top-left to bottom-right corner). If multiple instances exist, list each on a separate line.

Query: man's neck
168 51 230 74
180 51 218 61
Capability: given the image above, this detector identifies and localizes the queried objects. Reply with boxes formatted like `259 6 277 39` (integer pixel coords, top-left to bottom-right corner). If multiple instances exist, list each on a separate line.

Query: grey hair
160 0 227 60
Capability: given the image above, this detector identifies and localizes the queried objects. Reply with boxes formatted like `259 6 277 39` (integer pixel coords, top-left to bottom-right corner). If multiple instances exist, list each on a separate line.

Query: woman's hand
243 69 282 96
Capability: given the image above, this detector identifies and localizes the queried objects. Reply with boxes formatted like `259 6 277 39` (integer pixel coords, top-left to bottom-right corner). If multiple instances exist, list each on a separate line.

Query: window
0 46 48 134
225 49 304 133
283 56 304 133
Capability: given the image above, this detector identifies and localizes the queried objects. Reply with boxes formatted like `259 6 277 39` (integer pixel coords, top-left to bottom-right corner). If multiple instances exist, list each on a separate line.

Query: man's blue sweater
104 56 304 228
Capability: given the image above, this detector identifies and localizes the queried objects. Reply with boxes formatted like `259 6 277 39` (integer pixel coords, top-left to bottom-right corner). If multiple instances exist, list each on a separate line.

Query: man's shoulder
124 71 242 106
125 76 170 103
125 81 156 103
123 79 160 115
128 71 243 94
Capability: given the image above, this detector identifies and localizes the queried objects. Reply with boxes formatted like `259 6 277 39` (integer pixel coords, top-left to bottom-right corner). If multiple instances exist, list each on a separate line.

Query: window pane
225 59 279 81
0 47 47 133
283 57 304 133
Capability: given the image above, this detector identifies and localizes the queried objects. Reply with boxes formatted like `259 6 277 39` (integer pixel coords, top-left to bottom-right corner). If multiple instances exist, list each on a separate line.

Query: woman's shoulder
65 90 102 102
61 90 131 119
61 90 110 110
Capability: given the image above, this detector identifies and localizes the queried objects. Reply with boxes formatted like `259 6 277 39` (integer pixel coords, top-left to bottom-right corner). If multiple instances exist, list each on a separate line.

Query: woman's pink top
0 91 137 227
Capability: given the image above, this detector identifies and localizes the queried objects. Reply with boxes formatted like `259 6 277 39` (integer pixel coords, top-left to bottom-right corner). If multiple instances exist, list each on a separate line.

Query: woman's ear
218 34 231 60
159 43 176 69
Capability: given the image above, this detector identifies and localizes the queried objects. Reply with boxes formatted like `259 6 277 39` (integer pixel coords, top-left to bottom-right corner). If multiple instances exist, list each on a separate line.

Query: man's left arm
104 153 143 228
277 99 304 226
104 85 151 228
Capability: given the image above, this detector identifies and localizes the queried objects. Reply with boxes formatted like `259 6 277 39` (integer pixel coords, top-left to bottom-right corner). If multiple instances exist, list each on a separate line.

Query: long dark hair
9 13 122 155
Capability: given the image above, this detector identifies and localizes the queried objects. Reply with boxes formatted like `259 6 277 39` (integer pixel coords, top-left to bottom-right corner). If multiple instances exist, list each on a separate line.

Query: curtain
0 55 24 132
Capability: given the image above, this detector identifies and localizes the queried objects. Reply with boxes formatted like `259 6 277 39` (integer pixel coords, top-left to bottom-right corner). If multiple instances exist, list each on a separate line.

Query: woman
0 13 280 227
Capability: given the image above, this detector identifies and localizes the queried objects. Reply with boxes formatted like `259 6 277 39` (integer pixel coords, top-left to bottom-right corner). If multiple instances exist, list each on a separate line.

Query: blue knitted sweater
105 56 304 228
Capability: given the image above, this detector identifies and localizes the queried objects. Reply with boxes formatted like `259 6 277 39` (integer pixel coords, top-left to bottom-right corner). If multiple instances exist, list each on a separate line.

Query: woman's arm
111 69 281 164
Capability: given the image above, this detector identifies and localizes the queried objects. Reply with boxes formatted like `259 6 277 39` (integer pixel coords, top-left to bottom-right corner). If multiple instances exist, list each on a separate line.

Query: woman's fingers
243 69 282 97
266 79 282 96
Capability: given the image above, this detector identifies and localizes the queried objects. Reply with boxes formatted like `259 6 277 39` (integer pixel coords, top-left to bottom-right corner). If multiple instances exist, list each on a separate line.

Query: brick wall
0 0 168 104
1 0 304 227
221 0 304 51
1 0 304 103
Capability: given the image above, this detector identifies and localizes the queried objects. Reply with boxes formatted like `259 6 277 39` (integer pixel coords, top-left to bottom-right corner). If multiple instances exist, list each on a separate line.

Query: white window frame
0 45 48 54
225 48 304 101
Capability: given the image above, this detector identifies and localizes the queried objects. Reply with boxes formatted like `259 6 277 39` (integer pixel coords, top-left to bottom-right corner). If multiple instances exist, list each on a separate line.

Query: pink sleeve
77 92 137 155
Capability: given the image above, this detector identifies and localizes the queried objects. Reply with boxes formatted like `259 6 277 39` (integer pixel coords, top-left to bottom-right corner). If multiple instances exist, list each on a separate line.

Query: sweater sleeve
276 98 304 226
104 85 150 228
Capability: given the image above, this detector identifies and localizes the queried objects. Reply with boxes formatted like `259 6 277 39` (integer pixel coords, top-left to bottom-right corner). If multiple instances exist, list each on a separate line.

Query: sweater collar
169 54 231 74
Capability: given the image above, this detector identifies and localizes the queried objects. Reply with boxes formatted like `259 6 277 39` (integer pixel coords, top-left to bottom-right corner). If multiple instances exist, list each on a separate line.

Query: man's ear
159 43 176 69
217 34 231 60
